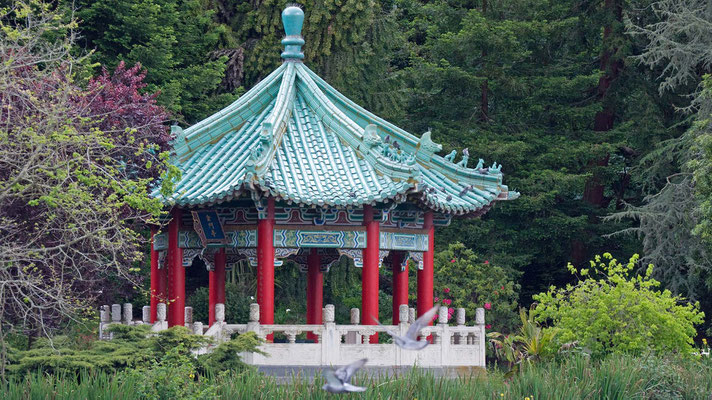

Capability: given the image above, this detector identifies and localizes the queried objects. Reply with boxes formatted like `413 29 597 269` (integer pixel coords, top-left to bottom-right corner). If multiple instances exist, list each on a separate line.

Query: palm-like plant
488 307 558 375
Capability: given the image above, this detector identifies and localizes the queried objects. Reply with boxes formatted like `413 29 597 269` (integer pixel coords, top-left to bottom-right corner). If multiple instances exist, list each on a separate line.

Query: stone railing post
454 308 466 344
346 308 359 344
475 307 485 366
322 304 337 365
142 306 151 324
408 307 416 324
247 303 260 333
435 306 448 344
152 303 168 332
456 308 466 326
399 304 409 325
215 303 225 323
184 306 193 328
157 303 166 322
99 305 110 339
111 304 121 323
350 308 360 324
123 303 133 325
193 322 203 335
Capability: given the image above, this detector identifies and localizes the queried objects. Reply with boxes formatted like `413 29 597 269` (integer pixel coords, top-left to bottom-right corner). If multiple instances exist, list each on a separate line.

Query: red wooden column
362 205 380 343
208 265 216 326
167 208 185 327
157 245 167 320
150 227 159 323
306 248 323 342
257 197 275 340
417 211 435 323
215 248 226 309
392 251 408 323
209 248 226 326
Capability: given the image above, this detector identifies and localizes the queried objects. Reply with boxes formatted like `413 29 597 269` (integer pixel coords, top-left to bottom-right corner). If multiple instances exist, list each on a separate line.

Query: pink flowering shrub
433 243 521 332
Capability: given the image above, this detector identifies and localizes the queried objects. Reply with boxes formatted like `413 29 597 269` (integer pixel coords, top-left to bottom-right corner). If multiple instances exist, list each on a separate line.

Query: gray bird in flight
374 305 440 350
322 358 368 393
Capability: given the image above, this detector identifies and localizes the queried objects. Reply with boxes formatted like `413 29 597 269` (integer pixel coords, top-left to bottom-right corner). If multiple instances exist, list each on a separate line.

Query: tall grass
3 355 711 399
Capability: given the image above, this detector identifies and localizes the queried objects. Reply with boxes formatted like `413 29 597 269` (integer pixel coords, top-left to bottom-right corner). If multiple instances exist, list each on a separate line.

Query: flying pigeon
322 358 368 393
374 305 440 350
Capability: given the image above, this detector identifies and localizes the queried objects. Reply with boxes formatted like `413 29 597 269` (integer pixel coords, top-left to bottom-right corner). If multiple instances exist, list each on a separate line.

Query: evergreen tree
71 0 237 123
394 0 674 300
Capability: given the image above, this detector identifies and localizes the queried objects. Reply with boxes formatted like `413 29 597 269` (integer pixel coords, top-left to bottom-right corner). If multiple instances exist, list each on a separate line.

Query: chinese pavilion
149 6 518 343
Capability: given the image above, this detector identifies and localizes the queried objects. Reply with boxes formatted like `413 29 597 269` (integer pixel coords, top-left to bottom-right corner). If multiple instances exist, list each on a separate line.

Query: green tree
533 253 704 357
610 0 712 333
72 0 237 122
209 0 405 120
396 0 673 304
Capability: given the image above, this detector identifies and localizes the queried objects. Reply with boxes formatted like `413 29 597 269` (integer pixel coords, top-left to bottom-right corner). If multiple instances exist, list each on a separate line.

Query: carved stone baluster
123 303 133 325
215 304 225 323
142 306 151 324
286 330 297 344
452 308 465 344
157 303 166 322
347 308 360 344
111 304 121 323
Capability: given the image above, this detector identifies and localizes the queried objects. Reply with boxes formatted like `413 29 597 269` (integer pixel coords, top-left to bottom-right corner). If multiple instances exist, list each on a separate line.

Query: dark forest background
51 0 712 334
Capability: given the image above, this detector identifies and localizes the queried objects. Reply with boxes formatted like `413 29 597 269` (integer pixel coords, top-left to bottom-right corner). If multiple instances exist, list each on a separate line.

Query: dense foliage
533 253 704 357
3 0 711 358
6 325 260 377
0 1 178 351
42 0 712 332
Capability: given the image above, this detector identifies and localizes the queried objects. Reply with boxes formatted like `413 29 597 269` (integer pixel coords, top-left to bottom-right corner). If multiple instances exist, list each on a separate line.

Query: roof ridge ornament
281 5 305 61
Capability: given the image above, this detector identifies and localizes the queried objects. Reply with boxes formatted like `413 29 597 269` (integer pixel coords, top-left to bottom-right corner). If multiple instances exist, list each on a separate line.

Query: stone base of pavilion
99 303 487 370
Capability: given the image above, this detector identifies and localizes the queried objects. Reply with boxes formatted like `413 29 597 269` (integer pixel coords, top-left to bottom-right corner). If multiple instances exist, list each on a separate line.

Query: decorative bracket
404 251 424 270
182 248 202 267
337 249 363 268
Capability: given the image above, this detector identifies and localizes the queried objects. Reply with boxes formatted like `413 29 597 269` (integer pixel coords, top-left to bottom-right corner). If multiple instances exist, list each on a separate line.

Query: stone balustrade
98 302 486 368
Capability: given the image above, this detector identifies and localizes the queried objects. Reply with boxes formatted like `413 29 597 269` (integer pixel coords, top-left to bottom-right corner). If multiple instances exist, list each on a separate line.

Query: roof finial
281 5 305 61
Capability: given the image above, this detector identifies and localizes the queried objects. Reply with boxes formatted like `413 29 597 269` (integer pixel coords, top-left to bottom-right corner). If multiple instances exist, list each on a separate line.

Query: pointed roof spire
281 5 305 61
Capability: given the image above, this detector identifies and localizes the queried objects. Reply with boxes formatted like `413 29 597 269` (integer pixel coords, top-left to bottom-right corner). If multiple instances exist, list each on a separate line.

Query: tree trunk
574 0 624 264
480 0 489 122
584 0 624 208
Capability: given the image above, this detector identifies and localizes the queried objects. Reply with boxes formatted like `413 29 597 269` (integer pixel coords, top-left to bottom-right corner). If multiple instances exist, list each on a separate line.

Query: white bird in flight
322 358 368 393
374 305 440 350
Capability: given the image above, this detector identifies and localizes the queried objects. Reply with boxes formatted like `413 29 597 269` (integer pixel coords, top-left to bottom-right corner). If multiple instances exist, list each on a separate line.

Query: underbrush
3 354 711 399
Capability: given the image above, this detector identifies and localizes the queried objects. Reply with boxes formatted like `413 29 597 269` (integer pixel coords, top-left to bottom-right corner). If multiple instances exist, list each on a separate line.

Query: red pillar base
418 211 435 341
258 198 275 341
306 249 323 342
150 227 159 323
209 248 226 326
167 209 185 327
392 251 407 323
362 205 380 343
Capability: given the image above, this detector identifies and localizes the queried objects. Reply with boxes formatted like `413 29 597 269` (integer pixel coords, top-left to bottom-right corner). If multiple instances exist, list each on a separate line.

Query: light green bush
533 253 705 357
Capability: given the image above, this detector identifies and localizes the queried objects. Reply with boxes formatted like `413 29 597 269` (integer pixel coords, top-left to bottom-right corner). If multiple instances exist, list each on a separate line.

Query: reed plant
3 354 711 399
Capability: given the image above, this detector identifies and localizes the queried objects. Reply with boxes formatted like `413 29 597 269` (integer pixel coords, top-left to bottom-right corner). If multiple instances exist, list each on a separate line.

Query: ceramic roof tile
155 7 519 215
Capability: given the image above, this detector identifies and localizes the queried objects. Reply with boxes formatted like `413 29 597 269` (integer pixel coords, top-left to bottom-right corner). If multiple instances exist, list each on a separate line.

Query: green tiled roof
158 6 519 216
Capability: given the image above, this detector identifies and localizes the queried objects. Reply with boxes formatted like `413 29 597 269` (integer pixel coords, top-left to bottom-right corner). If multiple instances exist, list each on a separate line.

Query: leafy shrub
488 307 559 375
433 242 520 331
123 345 217 400
7 325 260 378
533 253 705 357
197 332 263 374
